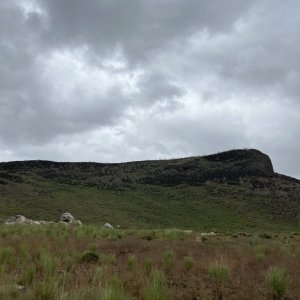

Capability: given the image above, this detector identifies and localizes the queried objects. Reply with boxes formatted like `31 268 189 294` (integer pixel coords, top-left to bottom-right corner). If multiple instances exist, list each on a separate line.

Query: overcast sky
0 0 299 179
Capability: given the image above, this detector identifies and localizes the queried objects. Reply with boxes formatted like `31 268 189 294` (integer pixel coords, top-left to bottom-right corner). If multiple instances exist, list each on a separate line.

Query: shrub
208 259 230 300
202 236 208 242
80 251 99 263
266 266 288 300
183 256 194 271
143 271 171 300
259 233 272 239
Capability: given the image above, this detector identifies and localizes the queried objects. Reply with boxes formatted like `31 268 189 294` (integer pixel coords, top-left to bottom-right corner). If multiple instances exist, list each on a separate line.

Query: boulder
76 220 83 226
60 212 76 224
102 223 114 229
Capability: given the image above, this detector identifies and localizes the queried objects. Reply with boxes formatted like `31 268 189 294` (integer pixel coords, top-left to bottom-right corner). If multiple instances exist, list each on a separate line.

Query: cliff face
203 149 274 174
142 149 275 186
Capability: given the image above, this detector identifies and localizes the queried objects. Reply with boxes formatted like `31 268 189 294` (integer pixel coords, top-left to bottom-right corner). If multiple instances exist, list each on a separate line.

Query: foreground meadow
0 225 299 300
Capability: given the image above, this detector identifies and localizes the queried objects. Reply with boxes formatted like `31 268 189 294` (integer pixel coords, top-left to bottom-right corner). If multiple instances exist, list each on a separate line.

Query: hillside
0 149 299 231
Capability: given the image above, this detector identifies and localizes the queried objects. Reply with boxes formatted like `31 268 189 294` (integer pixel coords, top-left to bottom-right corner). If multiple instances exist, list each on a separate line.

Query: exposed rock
200 232 216 236
16 284 25 291
103 223 114 229
76 220 83 226
142 149 275 186
4 215 34 225
60 212 76 224
3 215 53 225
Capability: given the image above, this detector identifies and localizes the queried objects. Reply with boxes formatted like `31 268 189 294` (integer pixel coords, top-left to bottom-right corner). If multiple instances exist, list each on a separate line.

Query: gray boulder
60 212 76 224
102 223 114 229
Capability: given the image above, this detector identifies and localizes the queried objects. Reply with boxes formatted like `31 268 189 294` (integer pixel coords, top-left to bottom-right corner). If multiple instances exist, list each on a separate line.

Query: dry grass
0 225 299 300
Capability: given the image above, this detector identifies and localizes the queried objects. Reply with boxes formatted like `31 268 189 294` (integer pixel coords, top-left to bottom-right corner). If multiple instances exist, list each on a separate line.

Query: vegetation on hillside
0 149 299 231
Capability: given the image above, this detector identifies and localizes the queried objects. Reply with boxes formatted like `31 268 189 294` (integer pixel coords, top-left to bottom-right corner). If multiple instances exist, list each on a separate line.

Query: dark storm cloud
0 0 299 179
38 0 252 61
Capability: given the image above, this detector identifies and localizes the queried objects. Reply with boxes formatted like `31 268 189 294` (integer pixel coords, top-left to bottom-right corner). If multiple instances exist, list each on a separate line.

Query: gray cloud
0 0 299 179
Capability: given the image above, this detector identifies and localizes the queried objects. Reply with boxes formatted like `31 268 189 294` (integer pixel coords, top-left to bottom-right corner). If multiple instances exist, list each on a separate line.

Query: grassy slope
0 174 299 232
0 149 299 232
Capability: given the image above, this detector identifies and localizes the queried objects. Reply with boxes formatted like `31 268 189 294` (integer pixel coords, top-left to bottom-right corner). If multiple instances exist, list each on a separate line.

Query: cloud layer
0 0 299 178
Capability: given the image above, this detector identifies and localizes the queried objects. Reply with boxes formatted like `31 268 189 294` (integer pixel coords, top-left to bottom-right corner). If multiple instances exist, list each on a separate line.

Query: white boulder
102 223 114 229
60 212 76 224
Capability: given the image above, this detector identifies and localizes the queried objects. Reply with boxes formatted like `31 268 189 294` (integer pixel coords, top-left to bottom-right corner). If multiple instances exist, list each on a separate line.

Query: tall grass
163 250 174 272
143 271 171 300
127 255 137 271
208 259 230 300
266 266 288 300
183 256 194 271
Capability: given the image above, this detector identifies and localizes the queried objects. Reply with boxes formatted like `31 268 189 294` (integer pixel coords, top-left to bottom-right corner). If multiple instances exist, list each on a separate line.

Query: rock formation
60 212 82 225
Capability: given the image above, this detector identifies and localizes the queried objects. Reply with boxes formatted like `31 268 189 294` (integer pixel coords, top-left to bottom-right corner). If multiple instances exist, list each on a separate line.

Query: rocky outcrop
60 212 82 225
3 214 81 225
3 215 52 225
4 215 33 224
141 149 275 186
60 212 75 223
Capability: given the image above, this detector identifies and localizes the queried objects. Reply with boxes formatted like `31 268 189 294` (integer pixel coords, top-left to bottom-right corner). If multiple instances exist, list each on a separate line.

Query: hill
0 149 299 231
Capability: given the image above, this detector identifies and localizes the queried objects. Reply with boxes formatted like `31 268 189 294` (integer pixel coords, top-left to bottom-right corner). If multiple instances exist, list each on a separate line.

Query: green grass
143 271 171 300
266 266 288 300
183 256 194 271
208 259 230 300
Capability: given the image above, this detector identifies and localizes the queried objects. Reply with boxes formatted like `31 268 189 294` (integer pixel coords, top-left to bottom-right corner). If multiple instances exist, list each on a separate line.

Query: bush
208 259 230 300
258 233 272 239
266 266 288 300
80 251 99 263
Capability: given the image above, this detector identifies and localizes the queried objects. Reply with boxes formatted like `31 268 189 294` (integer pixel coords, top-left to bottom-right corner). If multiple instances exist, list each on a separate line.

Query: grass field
0 175 299 232
0 224 299 300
